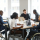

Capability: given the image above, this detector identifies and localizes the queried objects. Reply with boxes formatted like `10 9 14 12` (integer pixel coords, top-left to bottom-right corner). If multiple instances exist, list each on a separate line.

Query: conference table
3 20 39 40
17 21 39 40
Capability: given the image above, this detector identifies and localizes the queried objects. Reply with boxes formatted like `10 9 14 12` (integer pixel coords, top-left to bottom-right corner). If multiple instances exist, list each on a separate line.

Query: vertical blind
0 0 8 19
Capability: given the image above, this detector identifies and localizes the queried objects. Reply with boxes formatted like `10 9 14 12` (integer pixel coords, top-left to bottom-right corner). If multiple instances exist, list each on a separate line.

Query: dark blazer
20 13 30 20
0 15 7 30
34 13 39 22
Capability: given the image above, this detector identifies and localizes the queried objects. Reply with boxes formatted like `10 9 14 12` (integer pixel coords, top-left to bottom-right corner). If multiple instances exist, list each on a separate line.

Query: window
0 0 8 19
0 0 20 19
11 0 20 16
28 0 40 19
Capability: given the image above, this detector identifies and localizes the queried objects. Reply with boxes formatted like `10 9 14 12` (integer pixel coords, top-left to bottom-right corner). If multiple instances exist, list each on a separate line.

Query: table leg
25 29 30 40
5 25 7 40
22 29 24 40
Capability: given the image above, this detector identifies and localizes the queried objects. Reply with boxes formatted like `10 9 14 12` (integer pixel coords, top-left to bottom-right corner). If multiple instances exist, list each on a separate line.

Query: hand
21 25 23 28
4 21 7 22
21 24 23 26
35 25 37 26
17 24 23 25
24 18 25 20
31 19 33 20
32 24 35 27
17 24 21 25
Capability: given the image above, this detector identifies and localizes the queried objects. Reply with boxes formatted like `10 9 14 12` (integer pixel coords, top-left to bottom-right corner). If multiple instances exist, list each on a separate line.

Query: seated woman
10 12 27 38
27 15 40 40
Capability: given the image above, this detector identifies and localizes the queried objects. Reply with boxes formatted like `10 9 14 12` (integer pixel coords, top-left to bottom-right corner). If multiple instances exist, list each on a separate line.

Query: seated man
0 10 9 34
27 15 40 40
31 9 39 22
20 9 30 20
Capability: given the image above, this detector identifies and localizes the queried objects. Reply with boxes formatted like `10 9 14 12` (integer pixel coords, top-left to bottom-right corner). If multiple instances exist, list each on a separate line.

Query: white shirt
10 18 22 29
10 18 17 29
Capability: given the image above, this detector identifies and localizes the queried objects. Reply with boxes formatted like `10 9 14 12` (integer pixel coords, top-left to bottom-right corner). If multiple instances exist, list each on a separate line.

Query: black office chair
0 24 5 40
9 28 22 37
8 28 23 40
8 19 22 40
8 19 22 37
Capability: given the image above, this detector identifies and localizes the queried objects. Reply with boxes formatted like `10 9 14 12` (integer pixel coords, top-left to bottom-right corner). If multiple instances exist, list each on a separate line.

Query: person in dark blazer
20 9 30 20
0 10 9 34
31 9 39 22
27 15 40 40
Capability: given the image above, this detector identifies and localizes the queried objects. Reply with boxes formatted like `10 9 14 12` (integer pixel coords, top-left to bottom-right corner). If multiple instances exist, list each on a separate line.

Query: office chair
8 19 22 36
0 24 5 40
9 27 22 37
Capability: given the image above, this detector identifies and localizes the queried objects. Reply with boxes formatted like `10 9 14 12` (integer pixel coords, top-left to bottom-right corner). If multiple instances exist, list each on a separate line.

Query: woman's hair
11 12 18 19
33 9 37 13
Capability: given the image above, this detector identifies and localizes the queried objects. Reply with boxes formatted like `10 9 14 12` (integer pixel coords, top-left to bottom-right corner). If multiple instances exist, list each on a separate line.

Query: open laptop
26 19 31 26
18 17 25 21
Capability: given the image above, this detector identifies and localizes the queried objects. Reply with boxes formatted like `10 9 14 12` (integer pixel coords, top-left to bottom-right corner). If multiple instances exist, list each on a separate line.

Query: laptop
26 19 31 26
18 17 25 21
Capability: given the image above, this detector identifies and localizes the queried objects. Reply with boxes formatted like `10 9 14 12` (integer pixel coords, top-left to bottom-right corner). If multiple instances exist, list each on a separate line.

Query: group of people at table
0 9 40 40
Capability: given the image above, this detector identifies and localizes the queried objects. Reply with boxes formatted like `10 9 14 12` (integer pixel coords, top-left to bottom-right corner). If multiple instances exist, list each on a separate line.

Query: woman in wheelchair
27 15 40 40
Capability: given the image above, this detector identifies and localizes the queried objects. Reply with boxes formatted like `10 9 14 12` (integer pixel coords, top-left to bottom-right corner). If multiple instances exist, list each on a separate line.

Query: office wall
8 0 11 18
20 0 28 15
7 0 28 17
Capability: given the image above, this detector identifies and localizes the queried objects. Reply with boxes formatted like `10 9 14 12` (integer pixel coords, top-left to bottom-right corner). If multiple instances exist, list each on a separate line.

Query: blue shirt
0 15 7 24
33 22 40 32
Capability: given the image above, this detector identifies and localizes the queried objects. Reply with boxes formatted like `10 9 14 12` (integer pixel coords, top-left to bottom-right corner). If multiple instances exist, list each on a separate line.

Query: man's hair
33 9 37 13
23 9 26 12
0 10 3 13
0 10 3 12
11 12 18 19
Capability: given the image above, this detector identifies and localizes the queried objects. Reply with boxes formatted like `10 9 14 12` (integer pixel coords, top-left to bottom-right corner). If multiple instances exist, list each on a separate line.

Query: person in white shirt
10 12 23 29
10 12 27 38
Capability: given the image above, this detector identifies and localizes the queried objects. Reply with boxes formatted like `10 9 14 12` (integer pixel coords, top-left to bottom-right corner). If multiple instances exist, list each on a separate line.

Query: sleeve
33 25 39 29
11 19 15 27
33 19 36 21
20 14 23 17
0 16 7 24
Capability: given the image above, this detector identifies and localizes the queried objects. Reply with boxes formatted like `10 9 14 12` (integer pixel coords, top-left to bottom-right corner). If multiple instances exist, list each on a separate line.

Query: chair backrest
0 24 1 31
0 24 3 31
8 18 11 28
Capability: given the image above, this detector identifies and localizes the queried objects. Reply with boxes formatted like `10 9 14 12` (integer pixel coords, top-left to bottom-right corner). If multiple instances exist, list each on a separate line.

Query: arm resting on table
13 26 23 29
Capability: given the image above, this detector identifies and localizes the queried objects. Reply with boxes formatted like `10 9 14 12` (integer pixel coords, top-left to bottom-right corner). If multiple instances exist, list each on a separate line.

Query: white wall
8 0 11 18
7 0 28 17
20 0 28 15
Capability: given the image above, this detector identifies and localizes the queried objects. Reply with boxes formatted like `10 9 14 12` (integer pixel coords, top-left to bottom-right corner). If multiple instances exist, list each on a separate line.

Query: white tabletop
3 20 39 29
18 20 39 29
3 24 8 26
